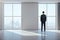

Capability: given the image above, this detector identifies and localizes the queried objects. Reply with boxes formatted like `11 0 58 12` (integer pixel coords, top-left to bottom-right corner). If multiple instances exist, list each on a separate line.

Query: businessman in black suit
40 11 47 32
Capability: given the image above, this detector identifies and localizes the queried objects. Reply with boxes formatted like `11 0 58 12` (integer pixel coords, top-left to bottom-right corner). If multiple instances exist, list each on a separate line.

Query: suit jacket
40 14 46 22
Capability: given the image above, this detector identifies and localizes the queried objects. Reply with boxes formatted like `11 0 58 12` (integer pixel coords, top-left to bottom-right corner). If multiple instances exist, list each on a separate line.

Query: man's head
42 11 45 14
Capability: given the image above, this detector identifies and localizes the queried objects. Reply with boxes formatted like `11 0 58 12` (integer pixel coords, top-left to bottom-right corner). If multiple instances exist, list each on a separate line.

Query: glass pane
38 4 46 16
47 17 55 30
4 17 12 30
47 4 56 16
38 17 41 29
13 4 21 16
4 4 12 16
13 17 21 30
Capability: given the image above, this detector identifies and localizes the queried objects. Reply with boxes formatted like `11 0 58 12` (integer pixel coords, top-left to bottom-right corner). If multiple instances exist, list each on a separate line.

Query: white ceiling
0 0 60 3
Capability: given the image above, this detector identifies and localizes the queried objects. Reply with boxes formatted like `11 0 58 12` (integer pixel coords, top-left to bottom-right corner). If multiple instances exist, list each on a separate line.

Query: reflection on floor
0 30 60 40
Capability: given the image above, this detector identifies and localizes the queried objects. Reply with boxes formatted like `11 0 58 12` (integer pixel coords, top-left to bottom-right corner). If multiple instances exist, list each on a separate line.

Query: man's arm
45 15 47 22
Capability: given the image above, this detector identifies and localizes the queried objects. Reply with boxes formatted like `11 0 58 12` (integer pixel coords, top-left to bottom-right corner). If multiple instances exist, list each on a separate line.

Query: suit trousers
41 22 46 31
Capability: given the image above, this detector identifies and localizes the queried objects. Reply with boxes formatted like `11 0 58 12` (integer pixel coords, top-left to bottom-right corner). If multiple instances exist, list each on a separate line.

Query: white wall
0 2 4 30
58 3 60 30
22 2 38 30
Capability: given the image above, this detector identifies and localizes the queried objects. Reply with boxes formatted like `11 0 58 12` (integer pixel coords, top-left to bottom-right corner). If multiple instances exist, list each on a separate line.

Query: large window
38 4 56 30
4 4 21 30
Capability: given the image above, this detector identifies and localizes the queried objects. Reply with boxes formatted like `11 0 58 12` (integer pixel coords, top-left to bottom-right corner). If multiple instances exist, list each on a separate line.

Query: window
13 4 21 16
38 4 47 16
4 4 12 16
47 17 55 30
4 4 21 30
13 17 21 30
38 4 56 30
47 4 56 16
4 17 12 30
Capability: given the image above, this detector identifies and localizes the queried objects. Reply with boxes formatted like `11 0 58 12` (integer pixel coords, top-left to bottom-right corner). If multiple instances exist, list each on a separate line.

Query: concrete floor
0 30 60 40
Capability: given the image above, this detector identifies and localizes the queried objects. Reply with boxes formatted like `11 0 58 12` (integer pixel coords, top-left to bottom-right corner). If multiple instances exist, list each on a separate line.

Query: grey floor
0 30 60 40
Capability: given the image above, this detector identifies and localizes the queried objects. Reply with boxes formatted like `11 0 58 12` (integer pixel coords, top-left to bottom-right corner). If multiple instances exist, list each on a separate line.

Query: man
40 11 47 32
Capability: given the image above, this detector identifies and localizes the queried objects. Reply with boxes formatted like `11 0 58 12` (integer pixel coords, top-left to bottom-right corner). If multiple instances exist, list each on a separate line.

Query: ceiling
0 0 60 3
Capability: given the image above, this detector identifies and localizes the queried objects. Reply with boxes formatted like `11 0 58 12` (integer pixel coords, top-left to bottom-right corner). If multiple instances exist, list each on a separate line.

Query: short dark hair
42 11 45 13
